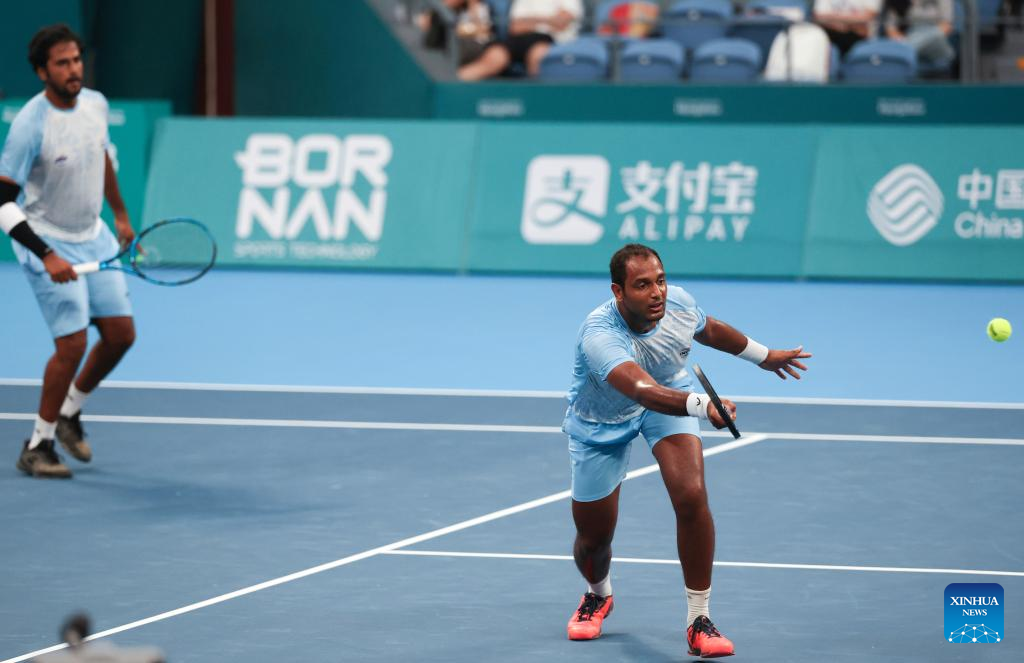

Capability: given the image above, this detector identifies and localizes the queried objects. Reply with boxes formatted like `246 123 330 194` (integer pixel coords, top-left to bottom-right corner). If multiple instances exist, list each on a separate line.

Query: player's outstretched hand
759 345 812 380
708 398 737 430
42 251 77 283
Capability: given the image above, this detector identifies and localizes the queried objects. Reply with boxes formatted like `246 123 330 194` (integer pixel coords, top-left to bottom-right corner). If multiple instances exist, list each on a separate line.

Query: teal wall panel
0 3 83 99
234 0 432 118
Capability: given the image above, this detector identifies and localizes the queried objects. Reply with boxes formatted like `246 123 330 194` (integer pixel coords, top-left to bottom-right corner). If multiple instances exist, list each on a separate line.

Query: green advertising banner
15 112 1021 281
0 98 170 262
805 127 1024 281
143 118 478 270
467 123 816 277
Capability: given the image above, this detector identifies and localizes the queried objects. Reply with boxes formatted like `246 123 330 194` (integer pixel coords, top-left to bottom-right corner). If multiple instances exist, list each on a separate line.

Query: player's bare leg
74 316 135 392
56 316 135 462
653 434 714 588
567 486 619 640
653 433 734 657
17 330 86 478
39 330 88 422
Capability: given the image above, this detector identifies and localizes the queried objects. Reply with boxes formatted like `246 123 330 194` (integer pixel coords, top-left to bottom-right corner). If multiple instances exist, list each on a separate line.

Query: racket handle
73 261 101 275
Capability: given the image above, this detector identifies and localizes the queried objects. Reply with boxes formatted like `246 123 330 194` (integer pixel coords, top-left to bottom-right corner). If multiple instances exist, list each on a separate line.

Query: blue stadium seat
661 0 733 53
842 39 917 83
728 14 790 61
728 0 806 57
689 37 762 81
538 37 610 81
619 39 686 81
743 0 809 19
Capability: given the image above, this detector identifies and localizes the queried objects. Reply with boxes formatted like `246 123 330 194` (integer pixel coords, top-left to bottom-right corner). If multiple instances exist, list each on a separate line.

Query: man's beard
51 80 81 102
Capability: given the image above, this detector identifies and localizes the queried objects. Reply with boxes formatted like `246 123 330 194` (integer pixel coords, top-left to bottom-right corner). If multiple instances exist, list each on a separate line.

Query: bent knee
670 482 709 519
100 318 136 351
112 327 137 351
55 331 88 362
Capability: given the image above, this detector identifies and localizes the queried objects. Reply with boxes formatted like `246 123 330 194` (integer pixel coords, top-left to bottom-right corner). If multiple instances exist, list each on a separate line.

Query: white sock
28 416 57 449
60 384 90 418
686 585 711 626
587 573 613 598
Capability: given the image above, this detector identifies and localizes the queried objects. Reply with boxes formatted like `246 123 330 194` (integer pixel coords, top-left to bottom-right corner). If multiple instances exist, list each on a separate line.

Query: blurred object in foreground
33 613 165 663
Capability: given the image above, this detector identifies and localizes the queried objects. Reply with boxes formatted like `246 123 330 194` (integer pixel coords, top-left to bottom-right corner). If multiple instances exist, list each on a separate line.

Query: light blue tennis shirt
565 285 707 428
0 88 110 242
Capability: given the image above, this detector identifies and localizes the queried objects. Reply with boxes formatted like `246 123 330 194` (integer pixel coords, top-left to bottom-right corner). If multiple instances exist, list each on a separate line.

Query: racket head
691 364 741 439
128 217 217 286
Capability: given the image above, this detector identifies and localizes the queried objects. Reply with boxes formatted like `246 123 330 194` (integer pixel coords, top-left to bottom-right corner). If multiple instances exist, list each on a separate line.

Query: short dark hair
28 24 83 71
610 243 662 287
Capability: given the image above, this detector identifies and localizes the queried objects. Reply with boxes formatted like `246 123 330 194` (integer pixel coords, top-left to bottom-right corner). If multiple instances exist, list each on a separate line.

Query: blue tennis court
2 266 1023 662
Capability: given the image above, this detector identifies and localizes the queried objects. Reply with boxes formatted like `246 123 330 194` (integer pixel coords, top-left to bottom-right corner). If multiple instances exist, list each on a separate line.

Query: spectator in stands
813 0 883 54
883 0 956 68
458 0 584 80
597 1 660 37
418 0 495 66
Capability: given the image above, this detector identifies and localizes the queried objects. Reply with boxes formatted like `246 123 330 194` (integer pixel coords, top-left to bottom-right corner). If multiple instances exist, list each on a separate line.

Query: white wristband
0 202 27 235
738 336 769 365
685 392 710 419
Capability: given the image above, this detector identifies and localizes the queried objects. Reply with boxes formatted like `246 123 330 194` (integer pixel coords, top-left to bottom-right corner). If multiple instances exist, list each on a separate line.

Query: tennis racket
72 218 217 286
691 364 741 440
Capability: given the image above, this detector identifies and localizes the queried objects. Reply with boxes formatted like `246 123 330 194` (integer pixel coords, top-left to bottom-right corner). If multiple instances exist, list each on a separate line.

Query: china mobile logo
953 168 1024 239
521 156 609 245
234 133 391 242
867 164 944 247
945 583 1003 644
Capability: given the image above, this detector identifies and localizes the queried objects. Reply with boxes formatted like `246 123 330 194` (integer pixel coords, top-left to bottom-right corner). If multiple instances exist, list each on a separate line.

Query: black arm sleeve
10 221 52 259
0 178 19 204
0 180 51 259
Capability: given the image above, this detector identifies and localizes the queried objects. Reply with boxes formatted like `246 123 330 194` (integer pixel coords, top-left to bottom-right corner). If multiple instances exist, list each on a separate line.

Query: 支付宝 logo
521 155 608 245
945 583 1003 644
867 164 944 247
521 156 759 245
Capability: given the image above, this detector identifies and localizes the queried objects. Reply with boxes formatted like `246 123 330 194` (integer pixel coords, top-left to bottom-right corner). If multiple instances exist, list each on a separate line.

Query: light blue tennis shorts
13 223 132 338
563 406 702 502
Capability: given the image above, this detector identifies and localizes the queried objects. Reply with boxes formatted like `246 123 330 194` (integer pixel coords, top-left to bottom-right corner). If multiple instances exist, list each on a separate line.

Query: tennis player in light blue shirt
562 244 811 657
0 25 137 479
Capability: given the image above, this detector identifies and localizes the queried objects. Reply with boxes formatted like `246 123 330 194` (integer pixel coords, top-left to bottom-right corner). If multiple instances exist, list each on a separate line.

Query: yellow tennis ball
987 318 1012 342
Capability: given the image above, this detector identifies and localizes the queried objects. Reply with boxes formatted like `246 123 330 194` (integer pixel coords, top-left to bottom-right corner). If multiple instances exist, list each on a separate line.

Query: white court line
0 435 767 663
724 395 1024 410
382 549 1024 578
1 378 1022 409
0 378 564 399
1 413 1021 446
767 432 1024 446
0 413 564 435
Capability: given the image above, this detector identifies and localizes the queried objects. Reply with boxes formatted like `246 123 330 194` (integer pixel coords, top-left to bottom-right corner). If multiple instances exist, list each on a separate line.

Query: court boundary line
0 435 767 663
1 378 1021 409
381 550 1024 578
1 413 1022 446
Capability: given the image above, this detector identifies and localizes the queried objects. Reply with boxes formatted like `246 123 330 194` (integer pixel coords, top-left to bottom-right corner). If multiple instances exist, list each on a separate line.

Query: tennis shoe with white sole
16 439 72 478
687 615 735 657
567 593 613 640
57 412 92 462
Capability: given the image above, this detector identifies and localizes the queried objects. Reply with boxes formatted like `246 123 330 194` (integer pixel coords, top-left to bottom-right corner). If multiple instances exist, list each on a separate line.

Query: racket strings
133 219 216 285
